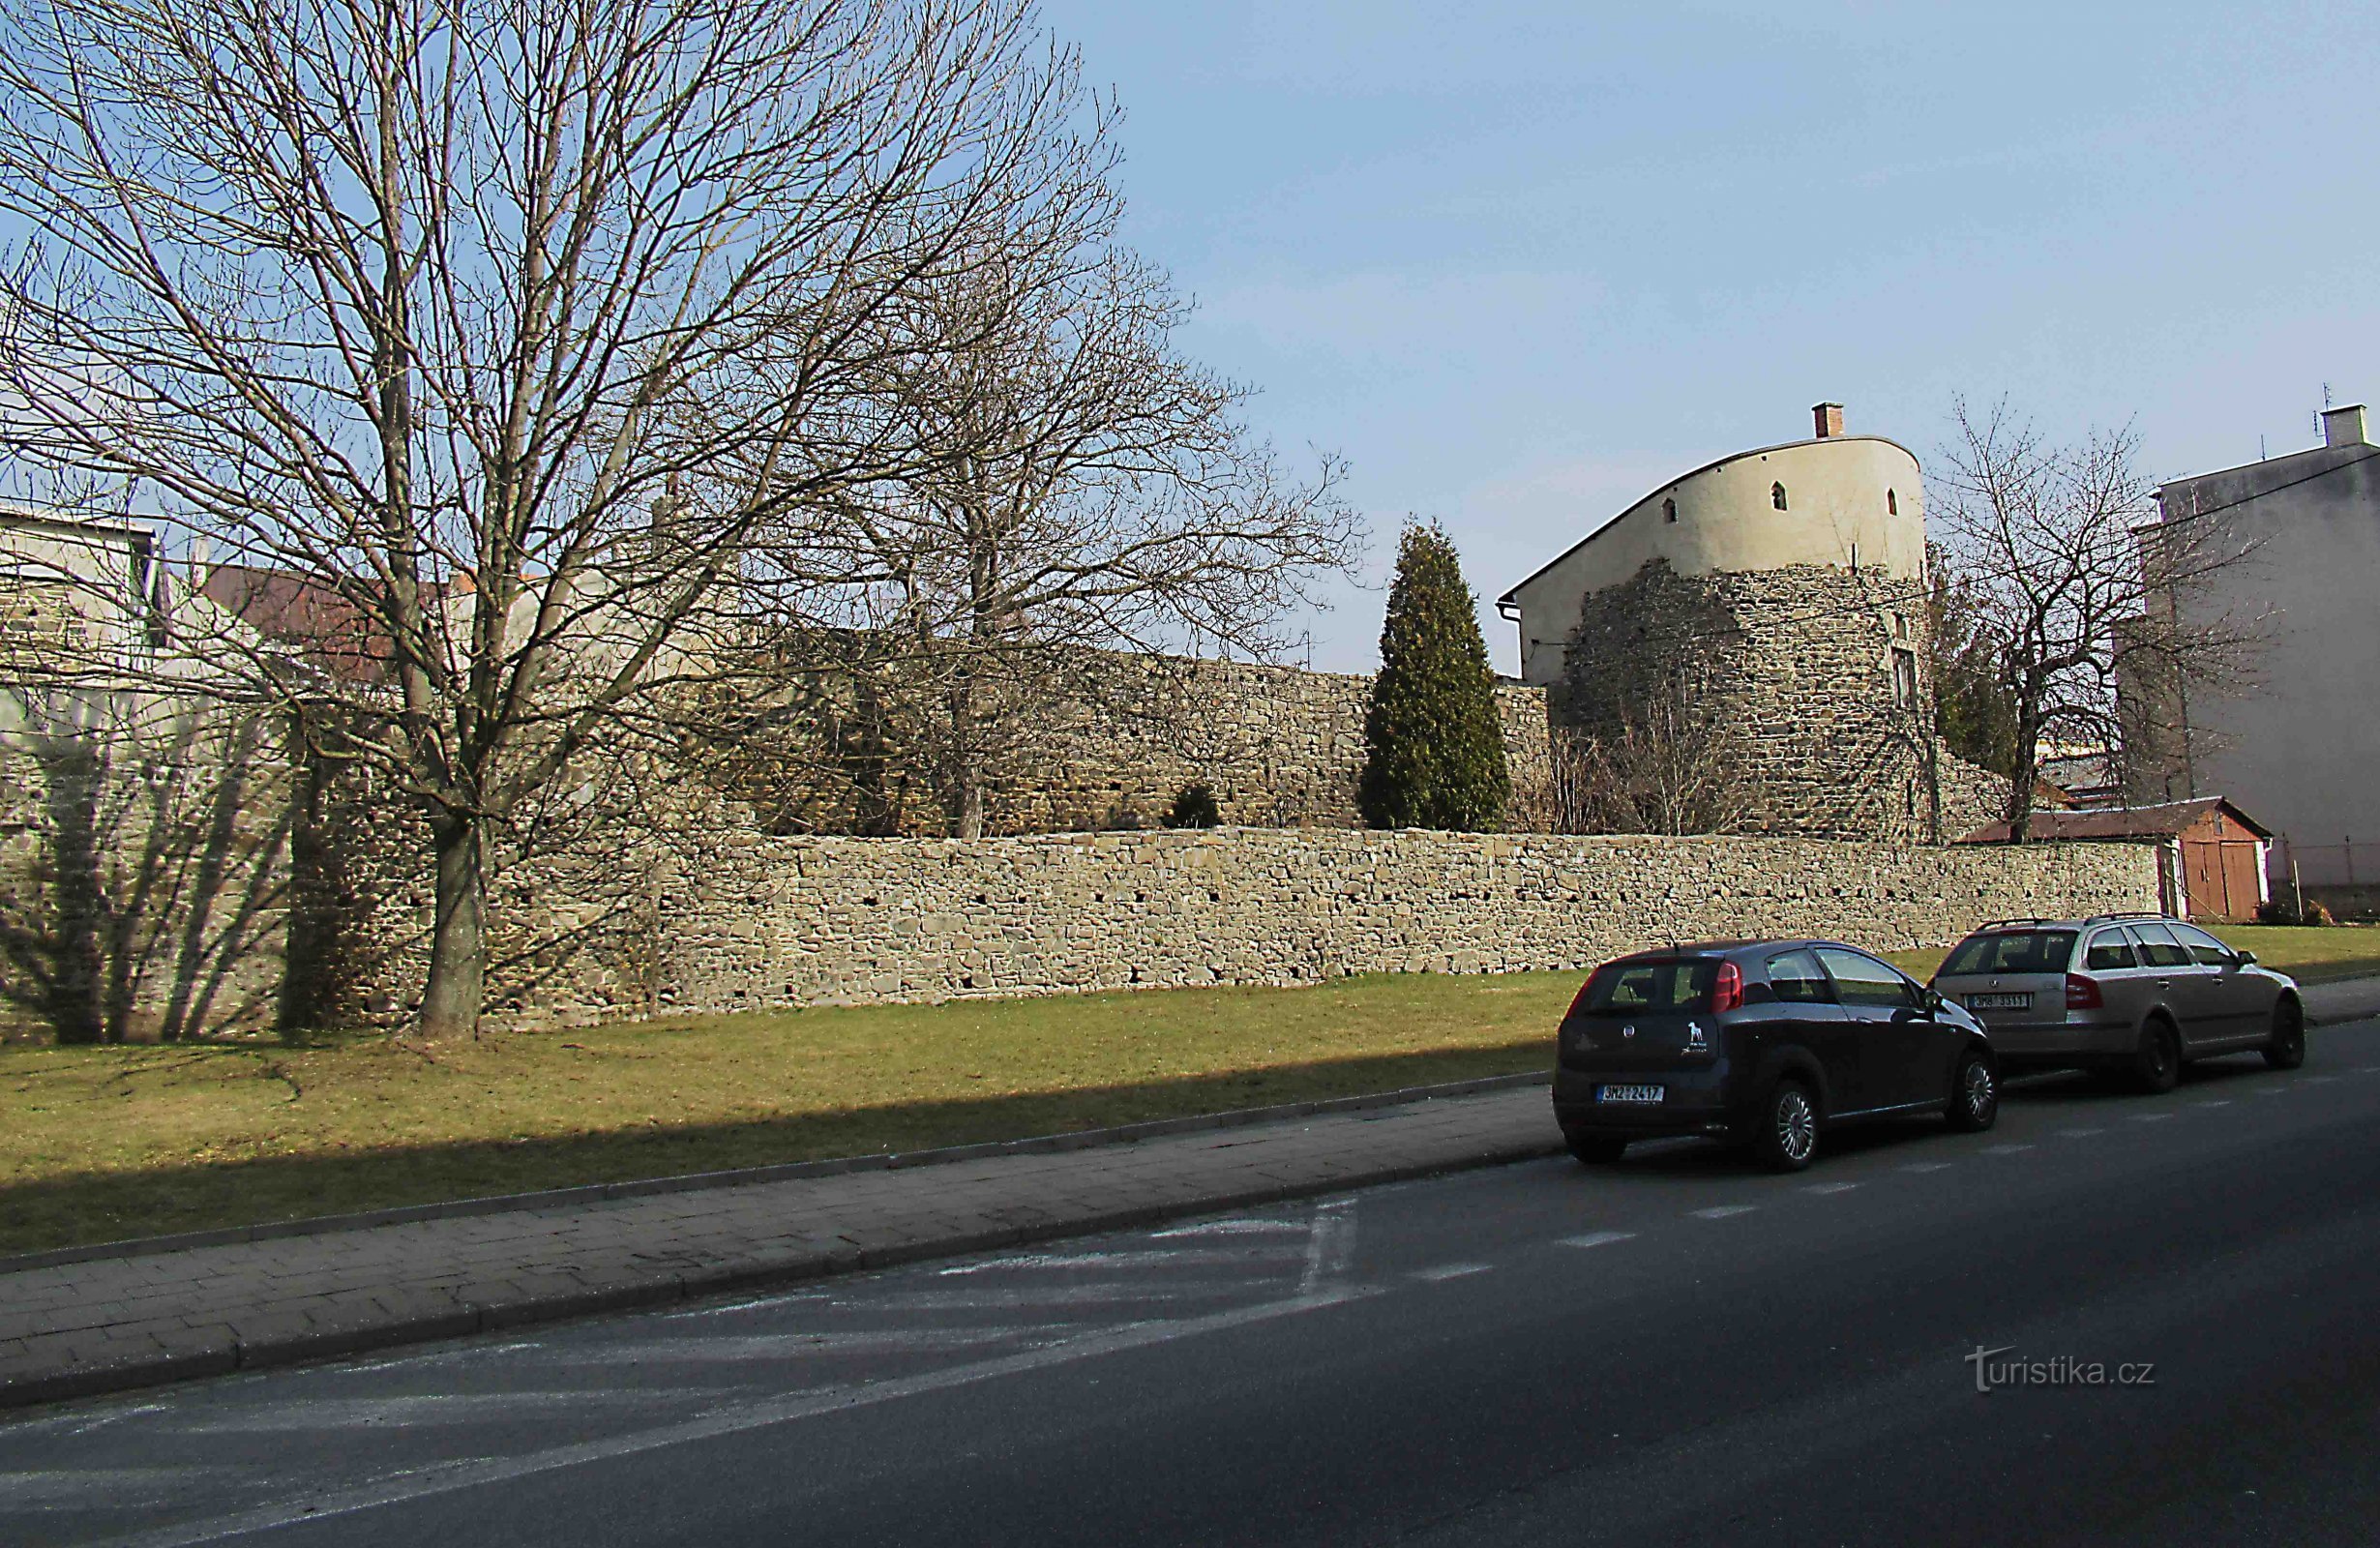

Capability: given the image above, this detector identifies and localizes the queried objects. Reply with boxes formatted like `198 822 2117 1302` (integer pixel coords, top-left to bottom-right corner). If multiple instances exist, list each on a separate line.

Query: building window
1771 482 1788 511
1891 647 1918 708
1663 497 1677 523
1887 489 1898 516
1892 612 1908 640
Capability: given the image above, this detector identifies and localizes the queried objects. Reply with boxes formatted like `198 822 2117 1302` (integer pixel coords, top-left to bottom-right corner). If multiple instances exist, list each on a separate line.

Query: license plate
1596 1084 1664 1105
1966 993 2031 1011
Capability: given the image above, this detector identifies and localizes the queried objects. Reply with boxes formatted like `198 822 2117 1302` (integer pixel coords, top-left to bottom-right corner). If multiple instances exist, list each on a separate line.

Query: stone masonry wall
1557 559 2004 843
747 653 1555 837
611 827 2155 1021
0 692 293 1041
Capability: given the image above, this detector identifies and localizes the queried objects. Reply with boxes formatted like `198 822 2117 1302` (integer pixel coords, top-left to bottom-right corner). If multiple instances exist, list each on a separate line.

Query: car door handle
2156 980 2171 989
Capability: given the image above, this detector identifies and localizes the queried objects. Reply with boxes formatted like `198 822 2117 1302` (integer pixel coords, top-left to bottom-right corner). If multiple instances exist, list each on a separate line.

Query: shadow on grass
0 1041 1552 1257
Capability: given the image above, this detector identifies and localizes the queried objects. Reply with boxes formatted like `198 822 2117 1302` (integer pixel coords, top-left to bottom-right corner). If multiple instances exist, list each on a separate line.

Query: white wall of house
2153 405 2380 885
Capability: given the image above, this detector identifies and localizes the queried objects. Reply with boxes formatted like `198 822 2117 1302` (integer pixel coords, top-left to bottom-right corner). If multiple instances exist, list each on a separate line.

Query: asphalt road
8 1025 2380 1548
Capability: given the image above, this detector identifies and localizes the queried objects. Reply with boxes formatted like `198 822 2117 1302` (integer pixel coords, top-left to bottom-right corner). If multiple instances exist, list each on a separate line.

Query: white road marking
2358 1065 2380 1074
1802 1181 1859 1195
326 1342 545 1374
1558 1231 1638 1249
856 1285 1246 1311
2191 1100 2233 1109
1409 1264 1491 1281
937 1247 1302 1276
0 1403 166 1439
1690 1206 1757 1220
77 1289 1381 1548
159 1391 707 1435
0 1468 216 1509
1901 1162 1954 1174
2253 1086 2292 1095
2301 1075 2339 1085
1299 1201 1357 1296
1981 1144 2036 1154
2055 1128 2107 1138
2129 1113 2176 1122
1150 1219 1305 1239
664 1295 829 1321
539 1328 1073 1364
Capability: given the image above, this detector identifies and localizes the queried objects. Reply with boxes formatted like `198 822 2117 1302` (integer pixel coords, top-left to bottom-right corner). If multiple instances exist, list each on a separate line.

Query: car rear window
1575 959 1719 1015
1941 930 2078 976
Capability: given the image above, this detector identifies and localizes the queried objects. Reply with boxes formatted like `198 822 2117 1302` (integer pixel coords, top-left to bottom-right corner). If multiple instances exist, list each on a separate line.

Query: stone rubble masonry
0 695 293 1041
640 826 2158 1021
755 651 1556 837
5 670 2133 1039
1555 558 2006 843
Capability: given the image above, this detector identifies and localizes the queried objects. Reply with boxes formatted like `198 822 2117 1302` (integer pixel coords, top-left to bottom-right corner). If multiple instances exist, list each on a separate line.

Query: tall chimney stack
2323 403 2368 448
1812 402 1844 439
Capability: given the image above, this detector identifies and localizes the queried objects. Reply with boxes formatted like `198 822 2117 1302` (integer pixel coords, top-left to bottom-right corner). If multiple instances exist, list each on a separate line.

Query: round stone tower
1497 404 1983 841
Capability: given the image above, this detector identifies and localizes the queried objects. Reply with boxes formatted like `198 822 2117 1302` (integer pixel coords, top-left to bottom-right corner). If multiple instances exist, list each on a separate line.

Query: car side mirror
2234 949 2257 968
1926 989 1949 1013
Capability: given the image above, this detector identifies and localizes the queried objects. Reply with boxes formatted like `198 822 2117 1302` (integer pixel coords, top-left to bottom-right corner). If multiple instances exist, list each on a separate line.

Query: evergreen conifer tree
1358 522 1510 829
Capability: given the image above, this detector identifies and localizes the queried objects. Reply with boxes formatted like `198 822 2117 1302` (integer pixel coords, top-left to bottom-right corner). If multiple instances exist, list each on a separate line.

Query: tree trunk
949 652 986 841
2004 702 2041 846
421 813 487 1040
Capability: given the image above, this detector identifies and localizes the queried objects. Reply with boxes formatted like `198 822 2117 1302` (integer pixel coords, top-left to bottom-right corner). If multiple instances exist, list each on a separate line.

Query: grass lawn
9 923 2374 1257
0 971 1579 1256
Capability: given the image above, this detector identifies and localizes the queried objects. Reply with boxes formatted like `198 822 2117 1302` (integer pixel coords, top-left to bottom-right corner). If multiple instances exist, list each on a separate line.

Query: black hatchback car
1552 940 1999 1171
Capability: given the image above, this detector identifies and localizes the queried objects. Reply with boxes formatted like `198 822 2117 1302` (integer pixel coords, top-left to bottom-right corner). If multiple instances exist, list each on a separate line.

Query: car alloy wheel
2135 1020 2181 1094
1758 1082 1818 1172
1949 1050 1998 1132
2264 998 2306 1070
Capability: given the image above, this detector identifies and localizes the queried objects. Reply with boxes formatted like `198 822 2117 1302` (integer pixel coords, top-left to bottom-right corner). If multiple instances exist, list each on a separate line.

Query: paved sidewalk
2304 975 2380 1027
0 1083 1563 1411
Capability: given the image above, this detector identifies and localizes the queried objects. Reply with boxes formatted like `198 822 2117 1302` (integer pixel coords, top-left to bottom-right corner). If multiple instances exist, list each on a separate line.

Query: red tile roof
1956 796 2272 845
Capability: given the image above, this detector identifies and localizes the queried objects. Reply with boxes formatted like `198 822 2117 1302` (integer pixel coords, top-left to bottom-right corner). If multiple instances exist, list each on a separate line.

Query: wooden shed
1956 797 2274 923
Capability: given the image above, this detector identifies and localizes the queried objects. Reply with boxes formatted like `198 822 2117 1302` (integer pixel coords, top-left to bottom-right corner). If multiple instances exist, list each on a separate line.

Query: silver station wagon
1929 912 2305 1091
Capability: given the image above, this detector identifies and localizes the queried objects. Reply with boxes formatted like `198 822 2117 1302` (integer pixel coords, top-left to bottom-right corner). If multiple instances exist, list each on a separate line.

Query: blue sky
1039 0 2380 673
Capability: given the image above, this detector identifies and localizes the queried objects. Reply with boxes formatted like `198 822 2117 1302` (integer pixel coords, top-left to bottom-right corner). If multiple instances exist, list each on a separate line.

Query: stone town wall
747 653 1555 837
584 827 2157 1023
0 692 294 1041
1556 559 2007 842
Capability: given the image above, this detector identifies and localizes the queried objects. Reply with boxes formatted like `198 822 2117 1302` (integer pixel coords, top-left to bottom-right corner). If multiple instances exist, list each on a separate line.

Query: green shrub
1163 783 1221 829
2258 895 2335 926
1358 522 1509 830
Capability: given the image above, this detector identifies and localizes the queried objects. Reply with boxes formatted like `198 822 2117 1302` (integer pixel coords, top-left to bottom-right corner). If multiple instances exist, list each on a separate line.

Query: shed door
2182 838 2261 922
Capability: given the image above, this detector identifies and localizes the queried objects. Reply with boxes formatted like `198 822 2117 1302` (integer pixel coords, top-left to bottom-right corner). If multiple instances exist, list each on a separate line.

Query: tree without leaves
810 233 1360 839
1358 522 1507 831
0 0 1114 1037
1930 398 2267 844
1539 700 1763 837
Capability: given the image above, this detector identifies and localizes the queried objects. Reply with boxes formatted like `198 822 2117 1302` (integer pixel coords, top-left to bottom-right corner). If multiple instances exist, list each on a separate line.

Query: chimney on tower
1812 402 1844 439
2322 403 2368 448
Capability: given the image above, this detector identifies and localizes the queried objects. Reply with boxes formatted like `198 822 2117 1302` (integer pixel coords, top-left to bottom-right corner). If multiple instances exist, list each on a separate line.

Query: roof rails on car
2086 910 2168 923
1976 917 2053 931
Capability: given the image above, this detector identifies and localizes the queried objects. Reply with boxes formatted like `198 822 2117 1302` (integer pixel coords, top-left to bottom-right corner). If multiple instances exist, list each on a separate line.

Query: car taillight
1711 961 1744 1014
2066 973 2103 1010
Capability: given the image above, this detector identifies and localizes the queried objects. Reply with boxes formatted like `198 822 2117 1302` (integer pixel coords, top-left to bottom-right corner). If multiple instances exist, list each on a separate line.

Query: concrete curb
0 1068 1555 1276
2 1104 1563 1411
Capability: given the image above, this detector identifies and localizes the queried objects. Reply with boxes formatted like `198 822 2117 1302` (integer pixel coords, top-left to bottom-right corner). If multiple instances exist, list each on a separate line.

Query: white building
2148 403 2380 902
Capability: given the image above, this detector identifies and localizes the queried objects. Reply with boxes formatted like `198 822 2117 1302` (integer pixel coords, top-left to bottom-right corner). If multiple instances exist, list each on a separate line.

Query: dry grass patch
0 971 1578 1255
